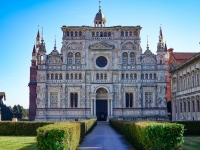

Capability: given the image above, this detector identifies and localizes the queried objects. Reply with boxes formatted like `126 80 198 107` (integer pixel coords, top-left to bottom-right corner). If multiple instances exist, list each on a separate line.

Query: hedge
36 119 97 150
173 121 200 135
0 122 53 136
110 119 184 150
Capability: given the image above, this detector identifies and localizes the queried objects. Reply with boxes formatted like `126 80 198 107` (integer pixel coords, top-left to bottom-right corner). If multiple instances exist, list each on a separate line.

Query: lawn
181 136 200 150
0 136 36 150
0 136 199 150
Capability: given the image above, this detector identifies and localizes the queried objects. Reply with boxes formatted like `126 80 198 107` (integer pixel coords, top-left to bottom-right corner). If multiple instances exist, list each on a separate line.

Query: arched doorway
96 88 108 121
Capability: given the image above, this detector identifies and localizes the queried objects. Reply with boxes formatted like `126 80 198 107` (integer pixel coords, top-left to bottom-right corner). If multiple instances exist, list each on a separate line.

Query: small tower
38 27 46 56
157 27 165 52
36 27 40 52
94 1 106 27
28 43 38 120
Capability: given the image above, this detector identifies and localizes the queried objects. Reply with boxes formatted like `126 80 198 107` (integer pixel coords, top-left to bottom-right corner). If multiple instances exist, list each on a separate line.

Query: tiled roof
172 52 197 60
171 62 182 67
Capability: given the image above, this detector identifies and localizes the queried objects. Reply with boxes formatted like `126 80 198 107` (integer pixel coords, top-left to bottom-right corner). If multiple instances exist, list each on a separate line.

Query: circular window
96 56 107 68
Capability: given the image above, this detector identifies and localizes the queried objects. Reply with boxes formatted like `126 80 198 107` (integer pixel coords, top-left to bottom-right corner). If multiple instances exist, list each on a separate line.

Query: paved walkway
78 122 134 150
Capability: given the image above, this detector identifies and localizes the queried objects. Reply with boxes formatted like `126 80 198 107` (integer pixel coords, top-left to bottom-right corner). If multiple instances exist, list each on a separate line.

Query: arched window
122 73 124 80
122 52 128 65
125 31 128 36
145 73 148 79
75 52 81 65
149 73 152 79
192 101 195 112
100 32 103 37
66 74 69 80
184 102 186 112
55 74 58 80
96 32 99 37
47 74 49 80
75 31 78 36
180 102 182 112
66 31 69 36
126 73 129 79
68 52 73 64
104 32 107 37
108 32 111 37
104 73 107 80
154 73 156 79
134 73 137 79
70 73 73 79
130 74 133 79
129 31 132 36
75 73 78 79
79 31 82 36
96 73 99 80
71 31 73 36
92 32 95 37
130 52 135 64
141 73 144 79
160 60 162 64
79 74 82 80
51 74 54 80
188 101 190 112
121 31 124 36
100 73 103 80
59 73 62 80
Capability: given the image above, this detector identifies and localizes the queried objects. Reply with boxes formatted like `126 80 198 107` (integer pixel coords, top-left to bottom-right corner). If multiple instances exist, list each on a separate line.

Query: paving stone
78 122 134 150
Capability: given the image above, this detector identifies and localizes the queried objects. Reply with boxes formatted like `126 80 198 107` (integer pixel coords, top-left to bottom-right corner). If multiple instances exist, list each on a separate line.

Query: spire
157 26 164 51
159 25 163 37
164 41 167 52
146 35 149 50
41 27 44 42
36 25 40 46
38 26 46 55
32 44 36 53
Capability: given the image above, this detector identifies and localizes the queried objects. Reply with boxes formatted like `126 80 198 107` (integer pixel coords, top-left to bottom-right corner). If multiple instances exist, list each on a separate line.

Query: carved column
91 99 93 115
107 99 110 116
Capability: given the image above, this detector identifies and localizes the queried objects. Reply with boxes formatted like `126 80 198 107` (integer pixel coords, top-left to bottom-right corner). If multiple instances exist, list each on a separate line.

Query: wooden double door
96 100 107 121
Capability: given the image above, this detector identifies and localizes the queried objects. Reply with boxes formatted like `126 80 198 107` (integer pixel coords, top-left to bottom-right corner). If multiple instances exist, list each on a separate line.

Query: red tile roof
172 52 197 60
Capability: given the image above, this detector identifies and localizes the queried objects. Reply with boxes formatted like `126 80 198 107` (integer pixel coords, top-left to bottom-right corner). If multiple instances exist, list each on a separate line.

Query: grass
0 136 36 150
0 136 199 150
181 136 200 150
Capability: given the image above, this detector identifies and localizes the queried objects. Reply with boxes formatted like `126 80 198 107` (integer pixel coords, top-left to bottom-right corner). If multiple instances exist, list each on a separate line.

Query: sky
0 0 200 109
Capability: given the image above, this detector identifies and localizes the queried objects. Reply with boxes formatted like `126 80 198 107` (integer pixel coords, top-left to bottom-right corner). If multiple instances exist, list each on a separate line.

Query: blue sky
0 0 200 108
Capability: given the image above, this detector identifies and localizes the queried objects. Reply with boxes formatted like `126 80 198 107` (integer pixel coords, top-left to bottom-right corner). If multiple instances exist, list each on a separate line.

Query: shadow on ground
19 142 36 150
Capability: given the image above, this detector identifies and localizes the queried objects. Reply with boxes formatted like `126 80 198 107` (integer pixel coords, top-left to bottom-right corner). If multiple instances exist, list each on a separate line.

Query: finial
99 0 101 11
147 35 149 50
42 27 43 39
54 35 56 49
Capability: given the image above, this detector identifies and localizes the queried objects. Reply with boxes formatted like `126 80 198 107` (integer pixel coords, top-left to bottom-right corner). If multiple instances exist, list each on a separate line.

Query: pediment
89 42 114 50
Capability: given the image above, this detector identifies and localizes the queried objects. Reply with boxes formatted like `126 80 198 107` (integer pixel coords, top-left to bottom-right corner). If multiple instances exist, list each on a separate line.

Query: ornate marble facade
170 53 200 121
29 4 168 121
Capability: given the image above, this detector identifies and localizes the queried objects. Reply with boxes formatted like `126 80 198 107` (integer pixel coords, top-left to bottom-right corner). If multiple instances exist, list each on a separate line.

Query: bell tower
94 1 106 27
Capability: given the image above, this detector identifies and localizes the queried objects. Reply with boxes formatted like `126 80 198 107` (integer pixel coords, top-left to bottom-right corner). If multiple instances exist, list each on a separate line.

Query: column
111 99 113 116
91 99 93 115
107 99 110 116
94 99 96 116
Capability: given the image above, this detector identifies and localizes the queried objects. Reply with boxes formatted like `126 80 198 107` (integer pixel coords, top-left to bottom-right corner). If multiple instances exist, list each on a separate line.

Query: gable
89 42 114 50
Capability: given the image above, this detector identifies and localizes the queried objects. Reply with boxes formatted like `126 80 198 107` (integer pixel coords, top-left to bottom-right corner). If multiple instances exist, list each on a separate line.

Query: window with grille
70 93 78 108
145 92 153 108
126 93 133 107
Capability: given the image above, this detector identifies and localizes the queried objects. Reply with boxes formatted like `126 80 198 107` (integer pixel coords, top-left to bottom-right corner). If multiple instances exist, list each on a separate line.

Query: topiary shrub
110 119 184 150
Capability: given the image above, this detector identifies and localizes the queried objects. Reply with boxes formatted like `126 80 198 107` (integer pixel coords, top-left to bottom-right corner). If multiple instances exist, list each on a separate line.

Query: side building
170 52 200 121
29 4 168 121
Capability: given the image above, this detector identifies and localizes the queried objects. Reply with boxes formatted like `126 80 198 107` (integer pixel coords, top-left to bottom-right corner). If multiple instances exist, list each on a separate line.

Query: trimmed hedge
110 119 184 150
0 122 53 136
36 119 97 150
173 121 200 135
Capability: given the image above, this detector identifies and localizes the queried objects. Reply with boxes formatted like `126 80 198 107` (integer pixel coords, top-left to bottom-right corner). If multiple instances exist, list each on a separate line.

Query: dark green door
96 100 107 121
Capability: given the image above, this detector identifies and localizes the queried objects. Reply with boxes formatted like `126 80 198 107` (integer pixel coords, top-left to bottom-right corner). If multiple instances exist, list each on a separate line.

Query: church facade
29 4 168 121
